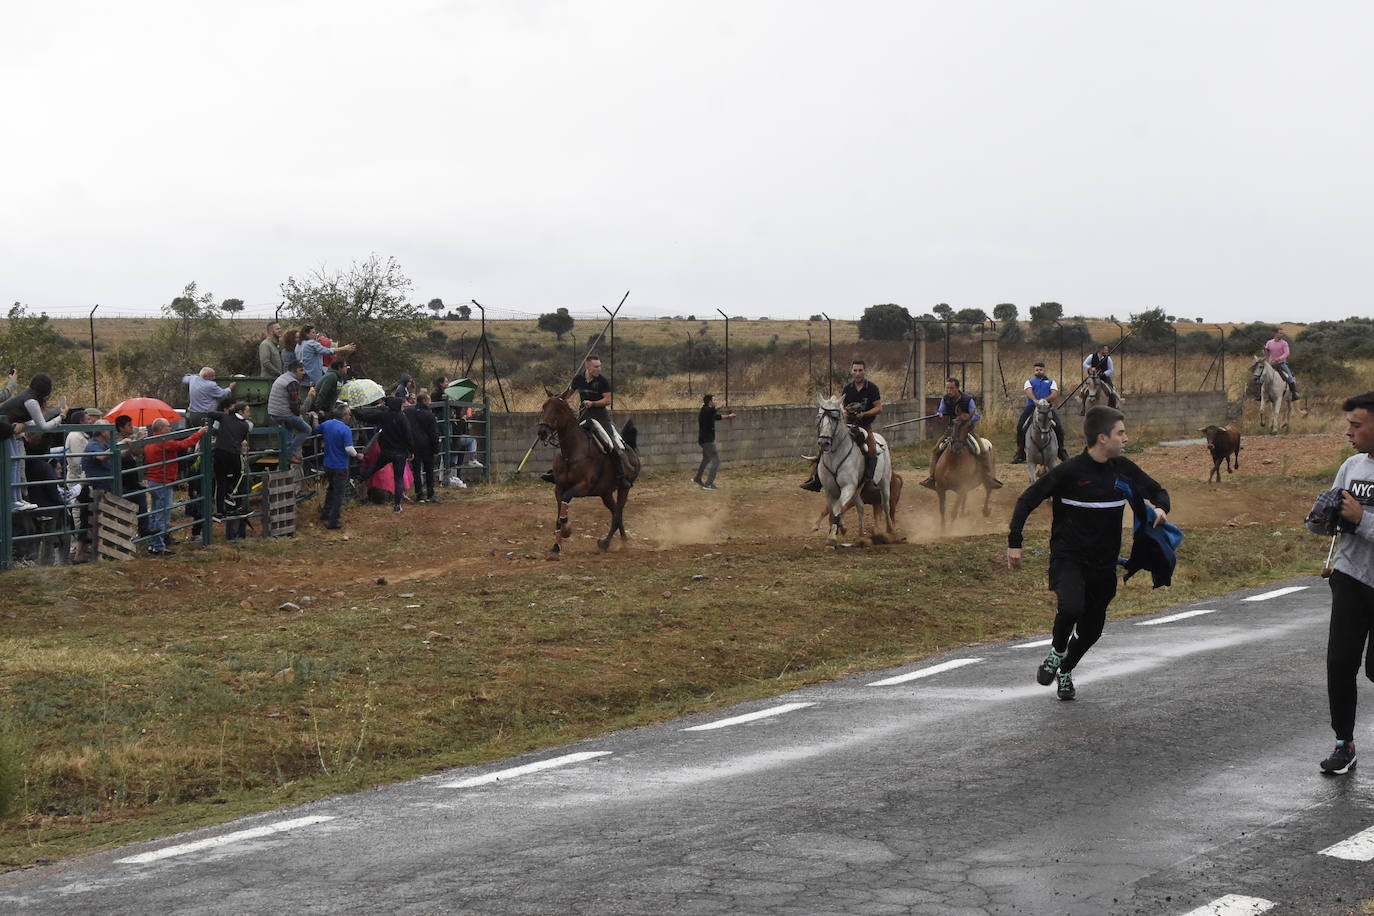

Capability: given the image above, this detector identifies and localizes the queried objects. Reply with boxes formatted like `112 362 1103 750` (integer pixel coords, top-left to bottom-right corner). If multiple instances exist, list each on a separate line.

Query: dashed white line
1178 894 1276 915
867 658 983 686
1014 638 1053 649
682 702 815 731
115 815 335 864
1135 609 1217 627
440 751 612 788
1243 586 1309 602
1319 824 1374 861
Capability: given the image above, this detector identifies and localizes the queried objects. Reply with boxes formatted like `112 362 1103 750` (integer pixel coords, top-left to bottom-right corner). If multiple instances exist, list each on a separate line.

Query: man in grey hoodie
1308 390 1374 775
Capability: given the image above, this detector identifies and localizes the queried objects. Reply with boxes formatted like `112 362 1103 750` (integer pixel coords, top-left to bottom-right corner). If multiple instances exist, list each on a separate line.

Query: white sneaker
12 500 38 512
467 459 483 469
451 477 467 489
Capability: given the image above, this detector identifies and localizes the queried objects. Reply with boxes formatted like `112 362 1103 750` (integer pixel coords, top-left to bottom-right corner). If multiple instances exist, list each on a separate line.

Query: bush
1225 322 1278 357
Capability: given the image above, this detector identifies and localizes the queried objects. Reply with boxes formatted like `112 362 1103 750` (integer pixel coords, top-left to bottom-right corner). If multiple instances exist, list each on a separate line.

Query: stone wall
486 391 1229 475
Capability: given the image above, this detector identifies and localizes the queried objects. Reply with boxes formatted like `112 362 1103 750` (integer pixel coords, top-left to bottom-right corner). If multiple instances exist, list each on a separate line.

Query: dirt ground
275 433 1348 591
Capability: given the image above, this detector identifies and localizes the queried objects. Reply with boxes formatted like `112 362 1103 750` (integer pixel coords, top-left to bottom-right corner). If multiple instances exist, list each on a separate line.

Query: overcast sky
3 1 1370 324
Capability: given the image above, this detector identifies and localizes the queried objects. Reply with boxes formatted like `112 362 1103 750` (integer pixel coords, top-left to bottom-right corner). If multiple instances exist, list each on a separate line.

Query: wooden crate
94 492 139 561
263 470 296 538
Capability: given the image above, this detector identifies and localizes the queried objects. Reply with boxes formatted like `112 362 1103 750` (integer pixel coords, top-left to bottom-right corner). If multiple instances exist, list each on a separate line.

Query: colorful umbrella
339 378 386 407
444 378 478 402
103 397 181 427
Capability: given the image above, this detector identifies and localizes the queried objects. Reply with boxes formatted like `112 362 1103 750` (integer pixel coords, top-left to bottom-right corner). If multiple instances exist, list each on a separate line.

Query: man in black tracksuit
1007 405 1171 700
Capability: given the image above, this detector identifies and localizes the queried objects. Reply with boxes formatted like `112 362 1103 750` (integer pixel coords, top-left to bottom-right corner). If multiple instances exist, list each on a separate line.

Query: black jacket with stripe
1008 451 1170 569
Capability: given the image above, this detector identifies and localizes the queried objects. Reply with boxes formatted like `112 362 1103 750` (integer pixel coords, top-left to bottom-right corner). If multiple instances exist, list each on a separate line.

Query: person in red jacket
143 418 208 556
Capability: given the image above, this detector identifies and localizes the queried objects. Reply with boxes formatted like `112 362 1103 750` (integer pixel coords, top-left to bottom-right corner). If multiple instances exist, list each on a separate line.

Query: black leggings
1049 560 1118 673
1327 570 1374 742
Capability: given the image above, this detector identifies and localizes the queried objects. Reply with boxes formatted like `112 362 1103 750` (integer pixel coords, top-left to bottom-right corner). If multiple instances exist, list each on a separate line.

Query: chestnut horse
536 394 640 557
932 413 997 527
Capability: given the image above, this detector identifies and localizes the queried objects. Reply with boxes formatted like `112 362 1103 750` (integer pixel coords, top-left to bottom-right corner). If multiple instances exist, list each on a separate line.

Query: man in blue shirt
1011 362 1070 464
296 325 357 386
920 378 1002 490
318 404 359 530
182 368 236 424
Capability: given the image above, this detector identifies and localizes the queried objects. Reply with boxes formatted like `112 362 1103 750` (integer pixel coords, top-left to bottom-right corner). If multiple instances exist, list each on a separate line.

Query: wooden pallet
263 470 297 538
94 492 139 561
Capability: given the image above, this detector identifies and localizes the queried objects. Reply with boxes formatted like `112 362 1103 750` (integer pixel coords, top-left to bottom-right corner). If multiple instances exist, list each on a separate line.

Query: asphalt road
3 577 1372 915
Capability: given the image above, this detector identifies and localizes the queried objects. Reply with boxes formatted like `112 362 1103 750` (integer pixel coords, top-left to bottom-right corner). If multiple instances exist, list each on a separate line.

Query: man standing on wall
693 393 736 490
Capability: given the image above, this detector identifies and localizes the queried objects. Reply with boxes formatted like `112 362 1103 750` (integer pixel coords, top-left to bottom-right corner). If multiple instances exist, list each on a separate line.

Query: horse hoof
870 532 888 545
560 525 572 538
858 536 873 548
597 539 610 552
546 550 561 561
825 538 838 548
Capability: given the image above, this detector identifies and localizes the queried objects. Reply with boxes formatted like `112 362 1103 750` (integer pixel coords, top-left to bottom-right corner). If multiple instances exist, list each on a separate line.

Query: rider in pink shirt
1264 329 1299 400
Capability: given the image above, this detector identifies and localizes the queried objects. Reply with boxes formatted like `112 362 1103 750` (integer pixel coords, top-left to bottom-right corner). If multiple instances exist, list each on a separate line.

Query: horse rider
801 359 883 491
1011 361 1070 465
1083 345 1120 408
541 354 633 488
919 377 1003 491
1264 328 1301 400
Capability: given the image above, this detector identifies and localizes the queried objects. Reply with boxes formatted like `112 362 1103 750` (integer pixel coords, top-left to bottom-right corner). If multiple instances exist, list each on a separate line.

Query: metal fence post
0 439 12 571
481 399 491 482
200 430 215 546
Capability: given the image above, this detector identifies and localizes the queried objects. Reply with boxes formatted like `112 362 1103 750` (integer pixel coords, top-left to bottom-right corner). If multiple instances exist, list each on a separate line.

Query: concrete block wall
488 391 1226 476
487 399 938 476
997 390 1229 447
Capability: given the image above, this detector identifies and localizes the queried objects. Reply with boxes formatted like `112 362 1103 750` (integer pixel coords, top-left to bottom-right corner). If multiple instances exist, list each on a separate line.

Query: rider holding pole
545 355 633 489
1264 329 1301 401
1083 345 1120 408
801 360 882 491
1011 361 1070 465
919 377 1002 491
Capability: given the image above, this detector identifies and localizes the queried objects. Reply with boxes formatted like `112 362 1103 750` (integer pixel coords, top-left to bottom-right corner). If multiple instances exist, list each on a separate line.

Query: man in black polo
543 355 632 488
802 360 883 491
693 394 736 490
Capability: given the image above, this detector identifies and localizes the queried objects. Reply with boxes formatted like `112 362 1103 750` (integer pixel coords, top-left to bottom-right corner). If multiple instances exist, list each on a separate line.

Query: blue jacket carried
1116 475 1183 588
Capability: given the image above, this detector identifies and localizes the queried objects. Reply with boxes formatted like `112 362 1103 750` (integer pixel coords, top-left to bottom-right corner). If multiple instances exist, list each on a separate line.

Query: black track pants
1049 560 1118 673
1327 570 1374 742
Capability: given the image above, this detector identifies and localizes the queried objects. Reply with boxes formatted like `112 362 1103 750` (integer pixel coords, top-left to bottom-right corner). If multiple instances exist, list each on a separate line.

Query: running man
1306 391 1374 774
1007 405 1170 700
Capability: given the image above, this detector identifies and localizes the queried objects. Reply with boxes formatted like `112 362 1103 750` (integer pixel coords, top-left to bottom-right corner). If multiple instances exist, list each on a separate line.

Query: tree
280 255 430 383
0 304 84 394
932 303 954 321
1128 307 1174 353
808 314 823 322
1028 302 1063 326
113 282 243 404
992 303 1018 323
537 307 575 341
857 303 911 341
427 298 445 317
456 304 472 321
220 298 245 316
953 307 988 325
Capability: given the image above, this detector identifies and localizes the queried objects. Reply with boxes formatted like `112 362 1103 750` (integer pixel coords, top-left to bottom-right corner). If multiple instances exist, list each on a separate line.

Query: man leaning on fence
269 361 312 465
143 419 208 557
183 368 235 426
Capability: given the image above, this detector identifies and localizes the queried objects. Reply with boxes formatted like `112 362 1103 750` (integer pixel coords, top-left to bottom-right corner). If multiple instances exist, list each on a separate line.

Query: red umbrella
103 397 181 427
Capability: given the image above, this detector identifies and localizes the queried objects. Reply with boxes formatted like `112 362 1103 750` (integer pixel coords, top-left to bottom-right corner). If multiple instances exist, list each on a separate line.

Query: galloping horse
932 413 997 527
814 394 896 547
1251 356 1292 435
536 394 640 557
1023 398 1060 483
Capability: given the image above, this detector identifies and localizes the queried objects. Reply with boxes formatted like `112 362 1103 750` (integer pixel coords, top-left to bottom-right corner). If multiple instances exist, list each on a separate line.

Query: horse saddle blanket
846 426 887 453
962 434 991 457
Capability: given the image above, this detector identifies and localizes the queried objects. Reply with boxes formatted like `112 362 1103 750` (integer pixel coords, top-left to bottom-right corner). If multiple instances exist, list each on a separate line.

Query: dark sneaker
1321 741 1356 774
700 483 718 490
1036 648 1065 686
1010 452 1027 465
800 477 823 492
392 505 403 514
1056 670 1076 701
540 470 556 483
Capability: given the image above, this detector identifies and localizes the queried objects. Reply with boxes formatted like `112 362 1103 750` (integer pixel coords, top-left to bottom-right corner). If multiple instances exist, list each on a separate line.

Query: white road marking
1135 609 1217 627
682 702 815 731
867 658 982 686
1243 586 1308 602
115 815 335 864
440 751 612 788
1178 894 1276 915
1014 638 1053 649
1319 825 1374 861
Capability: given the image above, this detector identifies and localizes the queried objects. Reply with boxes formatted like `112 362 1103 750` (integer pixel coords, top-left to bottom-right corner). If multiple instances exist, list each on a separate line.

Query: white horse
1251 356 1291 434
815 394 895 547
1024 398 1059 483
1080 370 1120 413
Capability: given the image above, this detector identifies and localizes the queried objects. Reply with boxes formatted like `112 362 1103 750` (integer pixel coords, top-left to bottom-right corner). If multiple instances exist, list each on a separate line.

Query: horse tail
621 418 638 451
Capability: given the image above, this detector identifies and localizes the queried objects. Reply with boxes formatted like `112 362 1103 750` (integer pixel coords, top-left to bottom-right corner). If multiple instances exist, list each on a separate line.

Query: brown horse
933 414 996 527
535 394 640 558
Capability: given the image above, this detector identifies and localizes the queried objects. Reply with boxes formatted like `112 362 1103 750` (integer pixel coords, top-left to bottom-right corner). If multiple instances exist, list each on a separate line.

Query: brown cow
1200 424 1241 483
